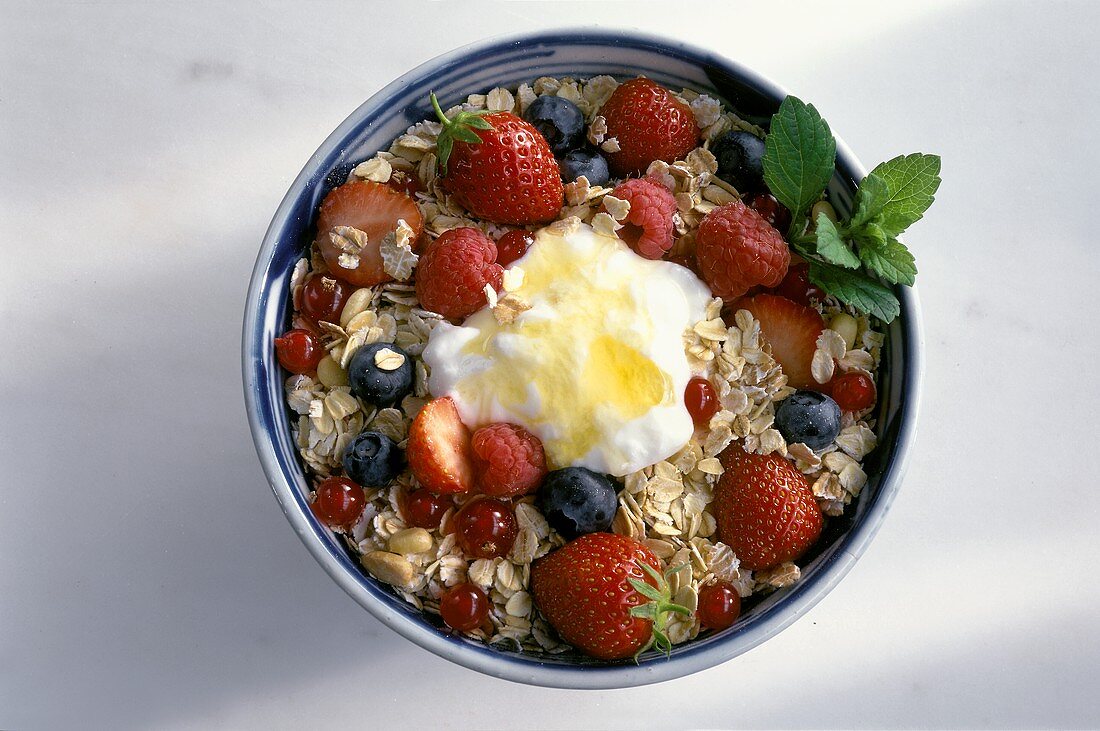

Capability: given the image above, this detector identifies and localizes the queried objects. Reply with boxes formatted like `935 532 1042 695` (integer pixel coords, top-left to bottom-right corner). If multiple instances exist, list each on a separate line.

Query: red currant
697 581 742 631
455 498 518 559
772 263 824 306
746 192 792 234
496 230 534 267
439 582 490 632
830 371 877 412
274 329 325 374
311 477 366 529
402 489 450 530
387 171 420 197
684 377 720 428
300 274 351 325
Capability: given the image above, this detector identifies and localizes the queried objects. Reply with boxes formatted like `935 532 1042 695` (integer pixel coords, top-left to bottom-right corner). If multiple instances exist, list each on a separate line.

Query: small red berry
496 230 534 267
300 274 351 325
746 192 792 234
684 377 720 428
697 581 742 630
311 477 366 529
607 177 677 259
274 329 325 374
830 371 877 412
402 489 450 530
387 170 420 197
455 498 518 559
772 263 825 306
439 582 490 632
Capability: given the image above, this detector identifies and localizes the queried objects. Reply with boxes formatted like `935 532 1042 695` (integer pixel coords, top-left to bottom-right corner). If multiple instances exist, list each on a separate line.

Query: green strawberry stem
629 561 692 662
428 91 494 177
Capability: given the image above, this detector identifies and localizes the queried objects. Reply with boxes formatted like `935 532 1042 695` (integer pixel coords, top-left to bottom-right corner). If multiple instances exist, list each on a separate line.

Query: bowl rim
242 26 924 690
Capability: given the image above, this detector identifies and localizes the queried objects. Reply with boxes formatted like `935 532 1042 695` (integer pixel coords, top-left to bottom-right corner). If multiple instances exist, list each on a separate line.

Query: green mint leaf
849 172 889 228
808 260 901 321
860 236 917 286
815 214 860 268
868 153 942 235
762 96 837 218
852 221 888 249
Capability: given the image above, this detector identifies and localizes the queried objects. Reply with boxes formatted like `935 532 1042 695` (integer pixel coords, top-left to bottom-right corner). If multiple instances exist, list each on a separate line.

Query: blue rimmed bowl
242 28 923 689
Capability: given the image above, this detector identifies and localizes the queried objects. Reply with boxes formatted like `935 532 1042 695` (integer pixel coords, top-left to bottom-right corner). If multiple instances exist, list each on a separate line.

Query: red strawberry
471 423 547 497
736 294 824 389
531 533 691 660
696 200 790 299
714 445 823 571
598 78 700 177
415 227 503 321
406 397 475 495
431 93 563 225
315 180 424 286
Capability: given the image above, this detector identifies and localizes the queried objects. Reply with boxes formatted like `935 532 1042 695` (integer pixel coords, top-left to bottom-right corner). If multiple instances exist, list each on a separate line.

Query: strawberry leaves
628 561 692 660
430 92 494 176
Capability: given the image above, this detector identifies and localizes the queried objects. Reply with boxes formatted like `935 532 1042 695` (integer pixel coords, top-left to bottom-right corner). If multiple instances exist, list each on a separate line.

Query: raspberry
415 227 503 320
471 423 547 497
607 178 677 260
696 200 790 299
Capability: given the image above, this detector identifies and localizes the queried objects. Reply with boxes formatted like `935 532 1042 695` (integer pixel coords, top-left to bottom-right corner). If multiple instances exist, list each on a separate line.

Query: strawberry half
316 180 424 286
406 396 475 495
714 445 823 571
431 93 563 225
530 533 690 660
737 294 824 389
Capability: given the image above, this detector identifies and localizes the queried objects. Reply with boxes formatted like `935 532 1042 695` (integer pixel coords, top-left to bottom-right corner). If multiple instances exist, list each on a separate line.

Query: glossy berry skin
454 498 518 559
523 95 585 154
495 230 534 267
774 390 842 450
531 533 661 660
696 200 790 299
772 263 825 306
439 582 490 632
415 227 503 321
684 377 720 428
471 423 547 497
311 477 366 529
599 78 700 177
341 431 404 487
300 274 351 325
697 581 742 631
830 371 877 412
401 489 450 530
274 329 325 374
347 342 414 407
714 445 823 571
560 149 610 187
386 170 420 198
710 131 766 193
536 467 618 540
746 192 792 235
607 178 677 259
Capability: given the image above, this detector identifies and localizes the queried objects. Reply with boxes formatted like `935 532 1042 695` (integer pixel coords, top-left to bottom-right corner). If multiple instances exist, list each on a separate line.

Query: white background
2 1 1097 728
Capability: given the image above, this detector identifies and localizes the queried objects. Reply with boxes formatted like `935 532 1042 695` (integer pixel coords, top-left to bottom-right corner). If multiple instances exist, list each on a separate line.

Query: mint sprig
761 97 941 323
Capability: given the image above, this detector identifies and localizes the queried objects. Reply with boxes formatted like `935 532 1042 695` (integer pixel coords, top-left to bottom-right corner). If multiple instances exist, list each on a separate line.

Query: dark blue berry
536 467 618 539
523 96 585 154
710 131 766 193
348 342 413 407
774 390 842 450
559 149 610 187
342 431 404 487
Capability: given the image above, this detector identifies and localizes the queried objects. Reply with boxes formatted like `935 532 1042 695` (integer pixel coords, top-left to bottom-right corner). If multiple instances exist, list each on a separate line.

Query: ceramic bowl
242 28 923 689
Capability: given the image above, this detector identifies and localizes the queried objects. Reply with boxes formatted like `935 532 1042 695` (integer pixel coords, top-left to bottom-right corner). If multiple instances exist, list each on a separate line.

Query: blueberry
774 390 842 450
347 342 414 407
559 149 610 187
342 431 404 487
523 96 585 154
536 467 618 539
710 130 766 193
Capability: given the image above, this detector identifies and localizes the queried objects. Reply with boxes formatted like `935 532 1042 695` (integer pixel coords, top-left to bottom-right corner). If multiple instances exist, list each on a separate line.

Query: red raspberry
607 178 677 260
471 423 547 497
696 200 790 299
599 78 700 177
415 227 503 320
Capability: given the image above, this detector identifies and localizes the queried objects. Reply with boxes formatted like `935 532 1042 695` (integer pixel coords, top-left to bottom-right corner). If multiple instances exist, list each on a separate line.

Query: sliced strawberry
737 294 824 389
406 397 475 495
315 180 424 286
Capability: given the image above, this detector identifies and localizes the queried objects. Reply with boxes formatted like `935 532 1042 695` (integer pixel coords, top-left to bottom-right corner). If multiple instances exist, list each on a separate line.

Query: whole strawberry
415 227 503 321
599 78 700 177
696 200 790 299
530 533 689 660
714 445 823 571
431 93 563 225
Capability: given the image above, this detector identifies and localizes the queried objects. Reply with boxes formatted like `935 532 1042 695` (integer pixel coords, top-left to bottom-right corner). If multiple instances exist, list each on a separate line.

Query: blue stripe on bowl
243 27 923 689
